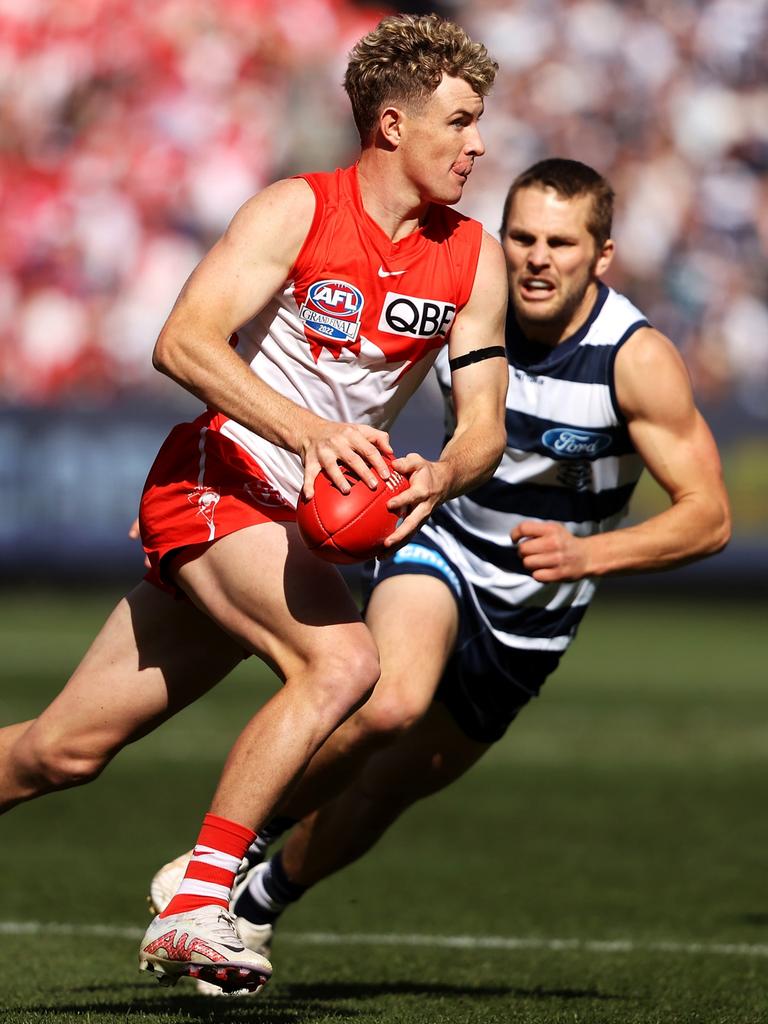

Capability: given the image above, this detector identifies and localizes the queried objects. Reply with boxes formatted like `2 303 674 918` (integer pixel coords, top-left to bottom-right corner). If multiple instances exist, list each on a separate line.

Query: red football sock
160 812 256 918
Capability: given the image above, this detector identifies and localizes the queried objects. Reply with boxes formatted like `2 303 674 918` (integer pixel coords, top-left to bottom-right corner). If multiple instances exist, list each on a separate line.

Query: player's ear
594 238 615 278
379 106 405 149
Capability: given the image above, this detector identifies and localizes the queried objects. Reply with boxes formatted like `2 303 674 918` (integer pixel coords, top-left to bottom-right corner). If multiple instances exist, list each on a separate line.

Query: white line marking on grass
1 922 767 959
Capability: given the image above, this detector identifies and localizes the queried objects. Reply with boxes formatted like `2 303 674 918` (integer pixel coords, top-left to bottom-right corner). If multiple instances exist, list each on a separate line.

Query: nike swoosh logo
378 267 407 277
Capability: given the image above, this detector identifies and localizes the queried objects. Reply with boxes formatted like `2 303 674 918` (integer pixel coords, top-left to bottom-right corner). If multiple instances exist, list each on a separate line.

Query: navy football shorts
363 532 563 744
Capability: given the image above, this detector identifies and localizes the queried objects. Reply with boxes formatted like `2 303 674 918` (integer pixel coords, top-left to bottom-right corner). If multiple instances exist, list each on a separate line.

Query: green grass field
0 586 766 1023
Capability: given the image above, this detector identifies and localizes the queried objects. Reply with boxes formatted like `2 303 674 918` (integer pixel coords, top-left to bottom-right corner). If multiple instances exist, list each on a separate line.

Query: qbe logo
377 291 456 339
299 279 364 343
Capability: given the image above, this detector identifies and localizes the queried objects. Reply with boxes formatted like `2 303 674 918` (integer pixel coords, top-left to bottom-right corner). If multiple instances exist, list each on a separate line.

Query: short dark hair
344 13 497 145
500 158 615 247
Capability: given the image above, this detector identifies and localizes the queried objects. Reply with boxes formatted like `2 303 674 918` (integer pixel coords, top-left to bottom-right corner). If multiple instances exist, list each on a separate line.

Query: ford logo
542 427 612 458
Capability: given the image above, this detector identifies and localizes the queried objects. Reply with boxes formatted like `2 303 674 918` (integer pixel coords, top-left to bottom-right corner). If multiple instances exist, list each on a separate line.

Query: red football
297 457 410 563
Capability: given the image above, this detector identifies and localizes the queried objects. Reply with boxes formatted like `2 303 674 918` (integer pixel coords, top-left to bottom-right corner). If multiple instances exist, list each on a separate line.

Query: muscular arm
152 178 391 497
512 327 732 581
384 231 508 546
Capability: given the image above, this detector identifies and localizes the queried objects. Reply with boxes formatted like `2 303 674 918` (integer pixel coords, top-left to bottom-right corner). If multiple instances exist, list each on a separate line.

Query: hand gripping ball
297 457 410 564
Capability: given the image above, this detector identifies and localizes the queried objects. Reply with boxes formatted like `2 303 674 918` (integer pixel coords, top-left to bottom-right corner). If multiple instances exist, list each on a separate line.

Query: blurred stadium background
0 0 766 586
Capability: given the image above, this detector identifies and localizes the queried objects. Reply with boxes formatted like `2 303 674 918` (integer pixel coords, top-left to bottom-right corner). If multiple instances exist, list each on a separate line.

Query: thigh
363 572 459 721
171 519 376 680
24 581 248 754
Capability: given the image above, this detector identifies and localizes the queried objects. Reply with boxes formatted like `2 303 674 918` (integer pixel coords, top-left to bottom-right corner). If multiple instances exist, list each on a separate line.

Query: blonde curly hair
344 13 498 144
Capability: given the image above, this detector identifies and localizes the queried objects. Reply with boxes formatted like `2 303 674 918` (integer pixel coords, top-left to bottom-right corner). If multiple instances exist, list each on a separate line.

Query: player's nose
526 241 550 268
466 123 485 157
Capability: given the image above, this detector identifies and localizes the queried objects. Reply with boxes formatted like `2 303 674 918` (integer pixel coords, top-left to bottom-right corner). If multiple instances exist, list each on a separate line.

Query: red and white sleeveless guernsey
140 163 483 584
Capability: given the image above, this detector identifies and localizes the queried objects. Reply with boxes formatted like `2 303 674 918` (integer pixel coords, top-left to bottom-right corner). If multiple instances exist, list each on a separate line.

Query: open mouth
520 276 556 299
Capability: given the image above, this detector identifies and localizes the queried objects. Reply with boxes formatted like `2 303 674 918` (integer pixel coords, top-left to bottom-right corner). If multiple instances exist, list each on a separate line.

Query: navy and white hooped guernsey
422 283 649 653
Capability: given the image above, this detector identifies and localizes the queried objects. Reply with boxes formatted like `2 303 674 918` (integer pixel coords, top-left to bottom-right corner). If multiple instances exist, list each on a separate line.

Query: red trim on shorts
139 411 296 594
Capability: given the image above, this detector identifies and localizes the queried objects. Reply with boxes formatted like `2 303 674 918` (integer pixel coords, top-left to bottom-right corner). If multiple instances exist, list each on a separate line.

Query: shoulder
453 229 508 329
616 325 685 373
221 177 317 260
470 230 508 294
229 177 316 233
615 326 693 419
478 229 505 264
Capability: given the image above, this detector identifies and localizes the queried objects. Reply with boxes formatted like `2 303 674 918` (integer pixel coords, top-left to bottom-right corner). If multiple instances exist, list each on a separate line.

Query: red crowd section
0 0 388 403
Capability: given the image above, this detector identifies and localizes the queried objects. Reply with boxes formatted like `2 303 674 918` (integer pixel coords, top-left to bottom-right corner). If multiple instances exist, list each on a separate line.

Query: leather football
297 457 410 563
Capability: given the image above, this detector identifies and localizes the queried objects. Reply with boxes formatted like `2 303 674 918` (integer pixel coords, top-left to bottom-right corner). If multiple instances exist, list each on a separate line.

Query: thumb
390 452 422 477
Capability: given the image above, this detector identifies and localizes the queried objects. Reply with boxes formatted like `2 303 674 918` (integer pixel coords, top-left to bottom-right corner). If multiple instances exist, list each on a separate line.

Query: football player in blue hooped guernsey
148 159 732 980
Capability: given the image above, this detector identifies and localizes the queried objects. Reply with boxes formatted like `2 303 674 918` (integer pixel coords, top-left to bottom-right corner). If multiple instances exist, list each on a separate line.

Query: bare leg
1 519 379 832
164 520 381 832
0 581 247 813
276 573 460 821
136 521 383 988
281 700 491 887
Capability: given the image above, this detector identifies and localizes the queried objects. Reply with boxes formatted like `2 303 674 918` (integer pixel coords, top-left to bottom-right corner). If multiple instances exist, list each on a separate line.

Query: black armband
448 346 506 372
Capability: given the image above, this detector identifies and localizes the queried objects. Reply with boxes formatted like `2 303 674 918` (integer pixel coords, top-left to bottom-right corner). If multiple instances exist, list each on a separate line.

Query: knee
311 641 381 721
352 684 429 745
19 733 110 793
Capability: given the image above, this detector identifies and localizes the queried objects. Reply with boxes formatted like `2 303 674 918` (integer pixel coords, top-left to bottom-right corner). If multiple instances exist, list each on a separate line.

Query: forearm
437 418 506 501
154 324 323 454
583 494 731 577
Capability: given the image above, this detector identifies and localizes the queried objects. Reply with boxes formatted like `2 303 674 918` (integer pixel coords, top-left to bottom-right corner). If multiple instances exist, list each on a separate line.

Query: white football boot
147 851 272 996
138 905 272 994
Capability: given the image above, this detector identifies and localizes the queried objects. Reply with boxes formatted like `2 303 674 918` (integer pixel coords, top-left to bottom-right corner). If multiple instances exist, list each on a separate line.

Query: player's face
400 75 486 206
502 186 614 345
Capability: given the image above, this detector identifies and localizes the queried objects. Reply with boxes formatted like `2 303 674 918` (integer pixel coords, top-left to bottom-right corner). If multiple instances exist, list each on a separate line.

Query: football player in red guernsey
0 13 509 992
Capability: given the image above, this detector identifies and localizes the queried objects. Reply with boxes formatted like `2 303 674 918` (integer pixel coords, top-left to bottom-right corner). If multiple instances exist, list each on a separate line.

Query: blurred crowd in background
460 0 768 424
0 0 385 403
1 0 766 421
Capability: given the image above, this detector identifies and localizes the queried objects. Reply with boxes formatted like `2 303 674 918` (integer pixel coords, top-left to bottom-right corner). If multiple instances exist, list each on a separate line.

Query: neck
356 151 429 242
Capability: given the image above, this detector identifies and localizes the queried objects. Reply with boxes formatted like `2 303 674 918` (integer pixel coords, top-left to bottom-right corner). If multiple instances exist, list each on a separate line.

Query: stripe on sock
160 812 256 918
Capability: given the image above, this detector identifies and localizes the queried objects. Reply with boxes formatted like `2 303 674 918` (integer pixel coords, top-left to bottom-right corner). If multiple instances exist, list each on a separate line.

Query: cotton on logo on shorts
188 486 220 539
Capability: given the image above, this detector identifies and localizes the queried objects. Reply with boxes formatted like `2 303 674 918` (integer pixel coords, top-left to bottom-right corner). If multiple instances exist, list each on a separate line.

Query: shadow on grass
739 912 768 926
13 978 626 1021
281 981 623 1002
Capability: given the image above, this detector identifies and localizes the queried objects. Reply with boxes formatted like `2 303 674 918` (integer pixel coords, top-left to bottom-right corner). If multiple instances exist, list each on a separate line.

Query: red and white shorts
140 410 296 593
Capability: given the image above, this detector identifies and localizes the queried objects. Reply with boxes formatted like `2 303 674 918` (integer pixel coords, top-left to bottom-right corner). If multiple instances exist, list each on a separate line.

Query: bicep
448 231 507 362
447 232 509 422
